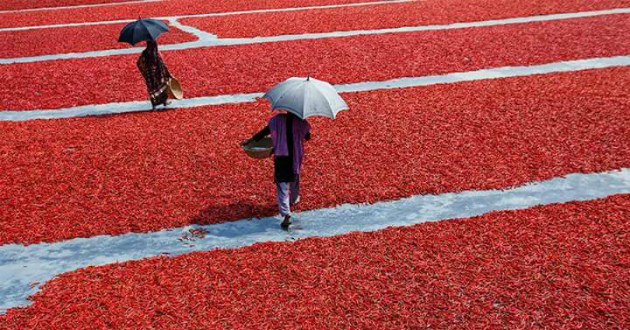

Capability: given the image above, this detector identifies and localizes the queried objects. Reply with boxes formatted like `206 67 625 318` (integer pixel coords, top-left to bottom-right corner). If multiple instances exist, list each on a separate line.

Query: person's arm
304 121 311 141
252 126 270 141
241 126 270 146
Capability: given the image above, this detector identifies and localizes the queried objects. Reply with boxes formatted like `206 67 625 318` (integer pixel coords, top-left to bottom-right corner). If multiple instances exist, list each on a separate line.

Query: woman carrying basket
118 18 177 110
243 76 347 229
243 112 311 229
137 40 172 111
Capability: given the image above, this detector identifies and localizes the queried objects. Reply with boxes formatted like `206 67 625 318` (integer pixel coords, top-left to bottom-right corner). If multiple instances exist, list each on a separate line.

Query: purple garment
268 114 310 175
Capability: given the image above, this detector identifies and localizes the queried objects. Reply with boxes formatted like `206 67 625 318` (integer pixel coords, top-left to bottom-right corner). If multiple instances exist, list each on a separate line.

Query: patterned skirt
149 78 170 106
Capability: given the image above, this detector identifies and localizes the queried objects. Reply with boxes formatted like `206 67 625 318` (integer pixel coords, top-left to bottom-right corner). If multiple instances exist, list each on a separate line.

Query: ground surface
1 0 629 328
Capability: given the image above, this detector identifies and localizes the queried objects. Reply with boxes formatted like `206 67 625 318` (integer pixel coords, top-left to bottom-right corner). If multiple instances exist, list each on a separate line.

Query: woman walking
137 40 171 110
244 112 311 229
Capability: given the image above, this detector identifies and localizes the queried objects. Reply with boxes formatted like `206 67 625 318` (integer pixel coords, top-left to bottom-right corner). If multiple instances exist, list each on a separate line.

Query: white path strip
0 0 161 14
1 7 629 64
1 169 629 313
168 19 217 40
2 55 629 122
0 0 413 31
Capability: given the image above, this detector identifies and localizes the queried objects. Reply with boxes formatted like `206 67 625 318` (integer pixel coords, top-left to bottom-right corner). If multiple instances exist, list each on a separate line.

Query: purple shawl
269 114 310 175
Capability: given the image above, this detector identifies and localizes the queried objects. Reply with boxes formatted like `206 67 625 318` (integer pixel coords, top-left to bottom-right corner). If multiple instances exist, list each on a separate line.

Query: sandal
281 215 291 230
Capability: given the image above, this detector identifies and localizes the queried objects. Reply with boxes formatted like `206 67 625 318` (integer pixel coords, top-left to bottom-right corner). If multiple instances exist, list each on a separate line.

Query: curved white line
1 55 628 121
0 0 161 14
1 7 629 64
1 169 629 313
169 19 217 40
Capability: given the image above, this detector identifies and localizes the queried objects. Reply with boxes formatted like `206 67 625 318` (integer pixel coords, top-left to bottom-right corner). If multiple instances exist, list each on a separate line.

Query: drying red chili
1 13 629 111
2 194 629 328
0 0 136 11
1 67 629 245
181 0 630 38
0 23 196 59
0 0 383 29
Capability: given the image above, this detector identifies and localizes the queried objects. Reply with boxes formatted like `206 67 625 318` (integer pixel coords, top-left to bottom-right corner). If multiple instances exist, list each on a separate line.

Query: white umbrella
263 77 349 119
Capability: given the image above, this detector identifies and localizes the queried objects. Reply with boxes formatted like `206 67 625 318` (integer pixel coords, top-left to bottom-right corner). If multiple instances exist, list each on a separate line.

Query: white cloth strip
1 169 629 313
0 0 161 14
1 55 629 121
1 7 629 64
0 0 414 31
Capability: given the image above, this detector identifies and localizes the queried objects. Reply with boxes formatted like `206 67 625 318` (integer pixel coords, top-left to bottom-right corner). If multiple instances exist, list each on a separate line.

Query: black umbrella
118 18 169 45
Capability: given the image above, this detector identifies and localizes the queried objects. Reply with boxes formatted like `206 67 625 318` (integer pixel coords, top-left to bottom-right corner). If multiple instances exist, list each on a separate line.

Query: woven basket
242 137 273 159
167 77 183 100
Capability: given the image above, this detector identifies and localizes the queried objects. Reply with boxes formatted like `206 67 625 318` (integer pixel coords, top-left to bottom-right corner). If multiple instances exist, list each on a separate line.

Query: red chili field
2 13 630 111
0 0 384 28
181 0 630 38
0 23 196 58
1 0 629 327
0 0 133 11
2 0 630 29
2 67 629 245
1 194 628 329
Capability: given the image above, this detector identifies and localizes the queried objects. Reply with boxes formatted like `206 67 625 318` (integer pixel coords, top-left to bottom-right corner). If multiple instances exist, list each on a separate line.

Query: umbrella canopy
118 18 169 45
263 77 349 119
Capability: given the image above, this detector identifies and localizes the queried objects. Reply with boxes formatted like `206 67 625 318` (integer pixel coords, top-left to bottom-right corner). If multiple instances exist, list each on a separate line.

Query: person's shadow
188 201 286 240
190 201 277 226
